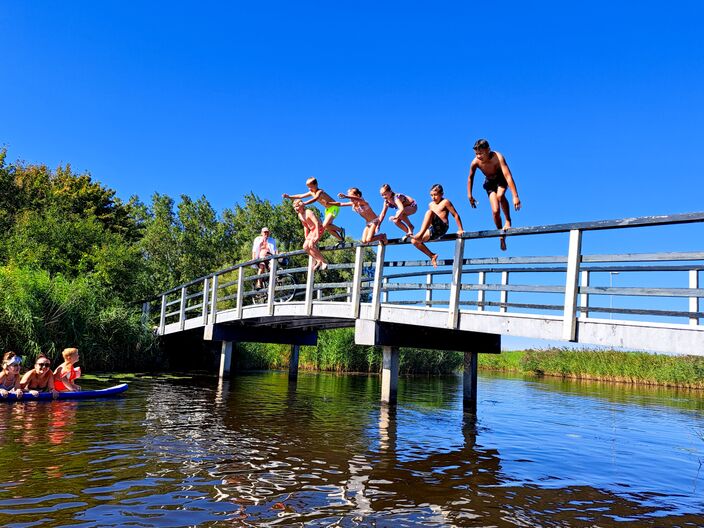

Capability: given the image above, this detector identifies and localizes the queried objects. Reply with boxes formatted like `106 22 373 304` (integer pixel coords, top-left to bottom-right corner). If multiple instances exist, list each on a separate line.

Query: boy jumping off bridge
283 178 345 246
411 184 464 268
467 139 521 251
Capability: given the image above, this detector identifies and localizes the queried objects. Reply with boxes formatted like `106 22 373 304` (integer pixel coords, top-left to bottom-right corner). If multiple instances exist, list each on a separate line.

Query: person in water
0 352 24 399
411 184 464 268
337 188 387 245
20 354 58 398
378 183 418 240
293 199 328 271
54 347 81 392
283 177 345 245
466 138 521 250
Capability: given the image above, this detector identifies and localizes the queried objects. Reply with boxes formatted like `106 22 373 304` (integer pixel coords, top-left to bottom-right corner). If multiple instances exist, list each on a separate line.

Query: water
1 371 703 527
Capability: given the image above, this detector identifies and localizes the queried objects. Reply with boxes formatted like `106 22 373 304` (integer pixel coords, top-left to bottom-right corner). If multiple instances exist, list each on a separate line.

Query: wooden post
304 256 315 316
382 277 389 304
463 351 478 413
371 244 386 320
477 271 486 311
218 341 233 378
580 270 590 318
266 257 278 315
690 269 700 326
159 294 167 335
201 277 210 325
381 346 399 404
289 344 300 380
500 272 509 313
562 229 583 341
350 245 364 318
447 238 465 329
178 286 187 331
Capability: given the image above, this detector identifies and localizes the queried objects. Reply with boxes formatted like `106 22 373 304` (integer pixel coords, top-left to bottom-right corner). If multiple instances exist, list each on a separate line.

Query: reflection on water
0 371 703 527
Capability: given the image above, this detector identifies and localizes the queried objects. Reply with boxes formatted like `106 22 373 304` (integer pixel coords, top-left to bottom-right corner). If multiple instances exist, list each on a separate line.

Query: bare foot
500 236 507 251
320 262 328 271
379 234 388 245
312 261 321 271
430 254 438 268
503 220 512 230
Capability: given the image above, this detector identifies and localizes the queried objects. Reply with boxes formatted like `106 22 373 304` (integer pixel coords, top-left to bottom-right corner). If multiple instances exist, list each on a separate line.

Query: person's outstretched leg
496 187 512 230
488 192 507 250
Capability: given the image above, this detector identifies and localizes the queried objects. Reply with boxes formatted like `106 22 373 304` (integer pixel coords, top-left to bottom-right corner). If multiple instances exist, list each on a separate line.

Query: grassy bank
237 329 704 388
479 348 704 389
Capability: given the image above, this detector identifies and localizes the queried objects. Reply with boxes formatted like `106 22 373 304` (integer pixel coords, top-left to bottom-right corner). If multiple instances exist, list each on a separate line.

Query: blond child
0 352 24 399
411 184 464 268
293 200 328 270
378 184 418 240
283 177 345 244
337 188 387 245
54 347 81 392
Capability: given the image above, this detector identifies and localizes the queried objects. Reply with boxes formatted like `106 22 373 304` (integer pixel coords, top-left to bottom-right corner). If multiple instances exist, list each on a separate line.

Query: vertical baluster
425 273 433 307
159 295 167 335
304 256 315 316
178 286 187 331
201 277 210 325
690 269 700 326
350 246 364 318
477 271 486 311
267 257 278 315
371 244 386 320
500 272 509 313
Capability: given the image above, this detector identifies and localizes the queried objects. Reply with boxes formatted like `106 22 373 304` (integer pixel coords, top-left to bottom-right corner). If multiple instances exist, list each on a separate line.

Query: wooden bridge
144 212 704 410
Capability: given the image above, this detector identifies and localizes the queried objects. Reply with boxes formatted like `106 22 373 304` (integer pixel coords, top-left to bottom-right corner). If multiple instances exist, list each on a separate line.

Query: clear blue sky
2 1 703 349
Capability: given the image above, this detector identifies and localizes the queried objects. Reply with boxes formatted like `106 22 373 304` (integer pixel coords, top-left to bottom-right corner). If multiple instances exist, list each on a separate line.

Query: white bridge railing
143 212 704 354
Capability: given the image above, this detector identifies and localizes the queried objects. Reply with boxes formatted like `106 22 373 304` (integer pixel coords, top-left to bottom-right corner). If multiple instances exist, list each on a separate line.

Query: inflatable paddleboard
1 383 128 402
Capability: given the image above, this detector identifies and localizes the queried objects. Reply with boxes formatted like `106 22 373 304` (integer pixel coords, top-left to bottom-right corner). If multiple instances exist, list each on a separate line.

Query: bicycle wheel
274 273 297 302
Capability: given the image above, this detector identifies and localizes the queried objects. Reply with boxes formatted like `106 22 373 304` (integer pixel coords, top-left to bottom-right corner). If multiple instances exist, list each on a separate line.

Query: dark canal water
1 371 703 527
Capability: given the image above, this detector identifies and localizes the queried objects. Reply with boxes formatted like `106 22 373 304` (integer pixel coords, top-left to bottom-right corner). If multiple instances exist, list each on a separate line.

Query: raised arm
283 190 313 200
445 199 464 234
467 159 478 208
496 152 521 211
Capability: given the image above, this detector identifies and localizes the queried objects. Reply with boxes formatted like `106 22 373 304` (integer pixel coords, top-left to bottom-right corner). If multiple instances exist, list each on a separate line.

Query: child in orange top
53 347 81 392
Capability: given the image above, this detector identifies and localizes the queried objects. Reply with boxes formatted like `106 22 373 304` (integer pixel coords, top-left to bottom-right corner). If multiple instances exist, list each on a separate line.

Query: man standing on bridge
467 138 522 251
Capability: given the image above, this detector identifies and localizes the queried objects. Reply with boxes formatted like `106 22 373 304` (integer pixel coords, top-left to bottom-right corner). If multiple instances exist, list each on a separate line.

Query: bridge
144 211 704 410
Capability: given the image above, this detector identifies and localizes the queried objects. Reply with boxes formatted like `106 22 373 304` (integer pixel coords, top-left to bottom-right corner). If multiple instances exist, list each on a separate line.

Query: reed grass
479 348 704 389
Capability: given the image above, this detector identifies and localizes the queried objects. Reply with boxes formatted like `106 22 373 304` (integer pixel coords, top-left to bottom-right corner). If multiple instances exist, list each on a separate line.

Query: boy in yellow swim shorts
283 177 346 245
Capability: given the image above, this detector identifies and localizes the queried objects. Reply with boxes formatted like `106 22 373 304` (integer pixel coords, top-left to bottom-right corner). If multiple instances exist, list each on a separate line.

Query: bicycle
254 258 298 303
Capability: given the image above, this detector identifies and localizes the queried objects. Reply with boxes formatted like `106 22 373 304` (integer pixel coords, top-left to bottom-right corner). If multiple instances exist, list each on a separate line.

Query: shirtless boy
293 200 328 270
411 184 464 268
467 139 521 250
283 178 345 245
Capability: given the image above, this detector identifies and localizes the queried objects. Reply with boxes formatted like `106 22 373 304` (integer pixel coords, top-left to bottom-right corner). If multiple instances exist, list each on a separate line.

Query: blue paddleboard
1 383 128 402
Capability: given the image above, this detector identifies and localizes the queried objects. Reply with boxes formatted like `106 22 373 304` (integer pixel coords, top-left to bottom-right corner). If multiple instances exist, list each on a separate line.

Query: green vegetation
479 348 704 389
236 328 462 375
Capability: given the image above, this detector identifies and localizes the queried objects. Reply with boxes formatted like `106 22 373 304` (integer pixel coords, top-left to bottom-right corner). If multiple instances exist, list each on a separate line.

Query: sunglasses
4 363 20 368
36 362 51 368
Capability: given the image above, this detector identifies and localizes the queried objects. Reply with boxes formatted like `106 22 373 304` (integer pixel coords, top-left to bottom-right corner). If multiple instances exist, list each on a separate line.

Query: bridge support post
381 346 399 404
463 351 478 413
289 344 300 380
218 341 233 378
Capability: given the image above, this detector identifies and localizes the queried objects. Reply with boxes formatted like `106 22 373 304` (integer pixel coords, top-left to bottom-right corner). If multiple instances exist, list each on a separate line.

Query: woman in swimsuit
378 183 418 240
20 354 59 399
338 188 388 245
0 352 24 399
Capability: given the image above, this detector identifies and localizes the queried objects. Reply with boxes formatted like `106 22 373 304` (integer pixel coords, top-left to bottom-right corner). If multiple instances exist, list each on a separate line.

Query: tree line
0 149 315 369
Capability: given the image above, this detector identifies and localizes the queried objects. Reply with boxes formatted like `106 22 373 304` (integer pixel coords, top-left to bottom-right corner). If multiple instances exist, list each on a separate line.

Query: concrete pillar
463 351 478 412
218 341 233 378
381 346 399 404
289 344 300 380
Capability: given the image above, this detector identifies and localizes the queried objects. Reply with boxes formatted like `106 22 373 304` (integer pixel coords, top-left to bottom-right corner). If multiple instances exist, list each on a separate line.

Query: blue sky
2 1 703 349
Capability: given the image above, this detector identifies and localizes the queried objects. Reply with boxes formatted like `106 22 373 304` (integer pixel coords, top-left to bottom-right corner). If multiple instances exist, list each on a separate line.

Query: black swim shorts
483 174 508 194
428 214 449 240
